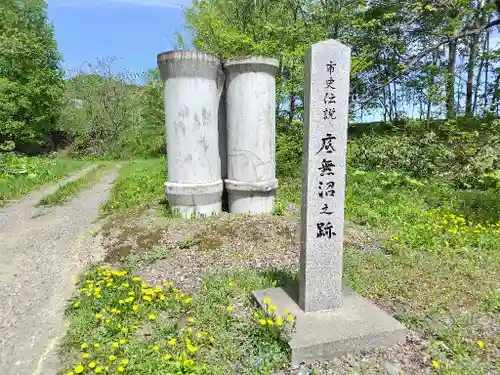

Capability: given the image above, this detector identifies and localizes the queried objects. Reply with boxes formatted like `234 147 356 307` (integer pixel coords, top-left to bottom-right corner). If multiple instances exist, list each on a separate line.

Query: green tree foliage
58 59 165 159
0 0 63 150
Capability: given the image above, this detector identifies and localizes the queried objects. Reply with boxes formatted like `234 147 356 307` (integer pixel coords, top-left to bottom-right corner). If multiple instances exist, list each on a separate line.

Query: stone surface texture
223 56 279 214
158 50 224 218
254 287 406 366
299 40 350 312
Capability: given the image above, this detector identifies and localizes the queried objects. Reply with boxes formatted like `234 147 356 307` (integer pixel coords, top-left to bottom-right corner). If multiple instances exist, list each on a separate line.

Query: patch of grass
100 158 166 216
60 266 295 375
0 153 88 207
37 163 114 206
276 168 499 373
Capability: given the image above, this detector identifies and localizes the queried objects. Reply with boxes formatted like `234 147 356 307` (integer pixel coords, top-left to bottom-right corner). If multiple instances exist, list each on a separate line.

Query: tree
0 0 63 150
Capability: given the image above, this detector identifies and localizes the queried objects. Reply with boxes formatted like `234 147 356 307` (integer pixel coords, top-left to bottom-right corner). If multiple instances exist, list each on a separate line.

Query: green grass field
58 165 499 375
0 154 88 207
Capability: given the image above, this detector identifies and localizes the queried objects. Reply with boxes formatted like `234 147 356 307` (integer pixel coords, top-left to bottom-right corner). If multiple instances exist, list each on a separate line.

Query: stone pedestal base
253 287 406 366
225 179 277 214
165 180 223 218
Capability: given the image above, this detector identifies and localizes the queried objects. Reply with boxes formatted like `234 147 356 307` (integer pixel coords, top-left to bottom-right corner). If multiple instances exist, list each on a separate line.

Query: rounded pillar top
157 50 221 81
223 56 279 75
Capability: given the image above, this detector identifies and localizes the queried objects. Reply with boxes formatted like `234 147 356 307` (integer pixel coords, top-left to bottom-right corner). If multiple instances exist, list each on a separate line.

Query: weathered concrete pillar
223 57 279 214
158 51 224 218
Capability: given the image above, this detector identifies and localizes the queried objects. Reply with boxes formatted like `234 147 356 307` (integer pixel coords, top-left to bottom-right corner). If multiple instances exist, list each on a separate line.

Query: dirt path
0 168 119 375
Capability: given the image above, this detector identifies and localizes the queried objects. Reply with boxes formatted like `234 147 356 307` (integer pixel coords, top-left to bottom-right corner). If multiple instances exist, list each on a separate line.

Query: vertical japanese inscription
316 61 337 240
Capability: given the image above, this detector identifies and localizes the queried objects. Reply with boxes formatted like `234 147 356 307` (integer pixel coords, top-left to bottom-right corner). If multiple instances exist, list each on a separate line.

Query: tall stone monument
253 40 406 365
157 51 225 218
223 57 279 214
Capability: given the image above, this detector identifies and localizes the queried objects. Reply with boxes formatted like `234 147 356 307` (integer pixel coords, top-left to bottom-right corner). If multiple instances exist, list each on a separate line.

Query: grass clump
61 267 296 375
0 153 88 207
100 158 166 216
37 163 114 207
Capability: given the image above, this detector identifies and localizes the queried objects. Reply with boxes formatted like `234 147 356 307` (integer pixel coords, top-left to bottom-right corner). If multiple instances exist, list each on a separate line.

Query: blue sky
47 0 193 77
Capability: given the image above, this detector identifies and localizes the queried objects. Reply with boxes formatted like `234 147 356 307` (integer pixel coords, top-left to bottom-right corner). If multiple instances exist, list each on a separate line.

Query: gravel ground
102 209 430 374
0 168 119 375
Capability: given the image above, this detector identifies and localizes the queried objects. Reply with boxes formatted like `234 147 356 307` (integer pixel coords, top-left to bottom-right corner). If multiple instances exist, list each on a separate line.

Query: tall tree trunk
483 28 490 112
288 92 295 126
392 82 398 120
466 34 479 116
473 31 488 115
446 39 457 119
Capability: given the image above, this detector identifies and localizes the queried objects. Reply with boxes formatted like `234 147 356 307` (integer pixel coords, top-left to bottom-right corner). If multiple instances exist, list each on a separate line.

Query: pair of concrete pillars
157 51 279 218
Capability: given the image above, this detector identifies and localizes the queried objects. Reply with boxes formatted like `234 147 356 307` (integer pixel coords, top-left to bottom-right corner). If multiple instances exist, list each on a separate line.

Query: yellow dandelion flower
108 355 116 361
149 313 156 320
67 372 74 375
74 364 85 374
209 337 215 343
269 305 277 311
159 295 165 301
153 345 160 351
168 338 176 345
186 344 198 353
228 282 233 287
143 296 152 302
118 367 125 372
120 359 129 365
105 319 110 324
284 309 290 315
163 354 172 360
276 316 284 326
82 353 89 359
477 340 485 348
132 305 139 311
267 319 274 325
196 332 202 338
432 361 440 368
93 343 100 348
73 302 80 308
263 297 271 305
287 315 295 322
84 272 89 276
88 362 96 369
203 332 208 336
119 339 126 345
112 342 119 348
226 306 233 311
95 313 102 319
121 328 127 333
184 359 194 366
132 277 141 282
187 327 193 333
128 291 135 296
259 319 267 325
118 300 125 305
95 368 102 373
182 297 192 304
187 317 194 323
81 343 88 349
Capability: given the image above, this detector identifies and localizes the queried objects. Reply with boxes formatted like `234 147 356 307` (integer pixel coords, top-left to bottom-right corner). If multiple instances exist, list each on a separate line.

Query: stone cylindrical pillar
158 51 224 218
223 56 279 214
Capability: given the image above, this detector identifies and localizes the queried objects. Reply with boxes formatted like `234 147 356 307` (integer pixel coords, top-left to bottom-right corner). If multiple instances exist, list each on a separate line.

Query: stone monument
223 57 279 214
157 51 225 218
253 40 406 365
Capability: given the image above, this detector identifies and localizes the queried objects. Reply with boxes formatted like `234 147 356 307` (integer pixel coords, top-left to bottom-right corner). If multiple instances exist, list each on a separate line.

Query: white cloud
50 0 190 9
